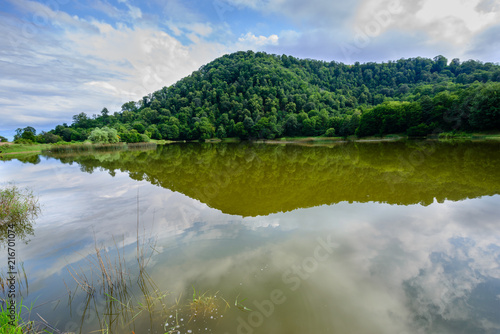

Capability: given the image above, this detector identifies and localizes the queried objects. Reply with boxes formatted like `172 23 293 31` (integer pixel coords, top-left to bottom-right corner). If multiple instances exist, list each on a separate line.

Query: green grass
431 131 500 141
0 300 53 333
1 301 27 334
189 287 222 317
0 143 51 155
0 141 161 156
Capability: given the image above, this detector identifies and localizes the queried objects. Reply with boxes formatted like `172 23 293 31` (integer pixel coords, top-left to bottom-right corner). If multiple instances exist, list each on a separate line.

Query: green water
52 141 500 215
1 140 499 333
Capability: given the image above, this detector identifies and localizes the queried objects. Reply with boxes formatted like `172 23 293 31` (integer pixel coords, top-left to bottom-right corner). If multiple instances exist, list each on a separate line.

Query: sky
1 0 500 140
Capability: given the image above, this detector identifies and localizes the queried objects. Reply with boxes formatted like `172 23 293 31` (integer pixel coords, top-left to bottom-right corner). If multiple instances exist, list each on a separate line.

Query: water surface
1 141 499 334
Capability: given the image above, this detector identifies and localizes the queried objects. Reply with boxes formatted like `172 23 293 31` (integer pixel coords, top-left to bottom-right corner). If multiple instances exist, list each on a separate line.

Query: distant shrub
407 123 431 137
89 127 119 143
325 128 336 137
13 138 34 144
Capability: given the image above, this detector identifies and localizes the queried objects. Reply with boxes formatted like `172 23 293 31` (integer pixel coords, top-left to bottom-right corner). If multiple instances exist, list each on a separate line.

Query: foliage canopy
17 52 500 141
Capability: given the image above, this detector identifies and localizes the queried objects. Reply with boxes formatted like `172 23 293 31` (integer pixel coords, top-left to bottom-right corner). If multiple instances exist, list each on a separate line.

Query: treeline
14 51 500 143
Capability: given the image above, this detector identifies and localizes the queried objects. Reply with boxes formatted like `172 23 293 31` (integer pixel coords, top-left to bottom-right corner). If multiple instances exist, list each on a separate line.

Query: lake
1 140 500 334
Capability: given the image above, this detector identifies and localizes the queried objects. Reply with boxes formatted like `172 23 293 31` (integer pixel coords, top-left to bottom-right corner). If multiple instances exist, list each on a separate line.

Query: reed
66 194 169 332
43 143 127 154
42 142 158 155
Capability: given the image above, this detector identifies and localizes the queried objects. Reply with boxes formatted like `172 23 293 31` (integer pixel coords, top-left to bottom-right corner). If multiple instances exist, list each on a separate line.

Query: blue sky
1 0 500 139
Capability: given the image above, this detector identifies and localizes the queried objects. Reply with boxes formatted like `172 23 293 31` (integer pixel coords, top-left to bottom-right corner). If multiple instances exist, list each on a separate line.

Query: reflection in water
0 216 35 247
1 141 499 333
0 153 41 165
46 141 500 216
0 185 40 245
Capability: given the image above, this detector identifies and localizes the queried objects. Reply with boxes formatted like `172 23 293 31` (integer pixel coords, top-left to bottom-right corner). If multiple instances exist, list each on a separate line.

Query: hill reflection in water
46 141 500 217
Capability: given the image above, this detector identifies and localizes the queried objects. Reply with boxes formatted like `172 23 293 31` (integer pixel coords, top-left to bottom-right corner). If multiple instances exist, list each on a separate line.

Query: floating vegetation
189 288 229 318
164 289 229 334
234 295 252 312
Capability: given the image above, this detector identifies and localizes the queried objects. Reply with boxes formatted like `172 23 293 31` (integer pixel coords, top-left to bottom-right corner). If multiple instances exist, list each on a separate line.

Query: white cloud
125 2 142 20
0 0 229 136
65 23 227 103
415 0 498 33
189 22 214 37
6 0 97 32
238 32 279 46
365 0 500 56
165 21 216 42
225 0 358 26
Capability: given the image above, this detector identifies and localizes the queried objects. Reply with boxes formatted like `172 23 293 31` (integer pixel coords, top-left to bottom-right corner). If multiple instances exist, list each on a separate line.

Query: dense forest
13 51 500 143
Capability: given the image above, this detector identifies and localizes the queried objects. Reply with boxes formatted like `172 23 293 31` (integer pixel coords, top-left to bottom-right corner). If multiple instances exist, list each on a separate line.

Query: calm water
1 141 500 334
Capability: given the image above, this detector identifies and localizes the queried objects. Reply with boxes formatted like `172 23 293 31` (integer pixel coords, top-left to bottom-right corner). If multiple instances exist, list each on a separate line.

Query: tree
39 51 500 141
284 115 299 136
13 126 37 142
216 125 227 138
356 110 378 137
21 131 36 142
14 126 37 142
407 123 431 137
22 126 36 136
431 55 448 73
133 122 146 134
72 112 90 128
165 125 180 140
88 127 119 143
233 122 247 139
468 83 500 130
41 132 62 143
147 125 162 140
119 129 142 143
325 128 336 137
194 117 215 140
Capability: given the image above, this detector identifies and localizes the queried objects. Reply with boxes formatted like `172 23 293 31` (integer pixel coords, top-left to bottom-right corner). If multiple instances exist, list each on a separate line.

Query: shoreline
1 133 499 156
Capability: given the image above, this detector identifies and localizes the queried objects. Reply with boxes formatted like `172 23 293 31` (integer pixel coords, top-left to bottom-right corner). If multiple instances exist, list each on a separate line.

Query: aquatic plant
66 194 170 332
189 287 220 317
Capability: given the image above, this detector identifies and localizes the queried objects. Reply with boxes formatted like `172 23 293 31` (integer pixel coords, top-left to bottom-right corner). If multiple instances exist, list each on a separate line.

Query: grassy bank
433 132 500 140
0 143 51 155
1 132 499 157
0 140 170 156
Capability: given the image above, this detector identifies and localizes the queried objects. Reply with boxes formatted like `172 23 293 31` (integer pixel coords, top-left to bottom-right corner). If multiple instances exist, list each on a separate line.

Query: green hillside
15 51 500 143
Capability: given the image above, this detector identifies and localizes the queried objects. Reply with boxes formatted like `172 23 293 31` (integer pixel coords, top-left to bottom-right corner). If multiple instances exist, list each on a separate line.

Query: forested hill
17 51 500 143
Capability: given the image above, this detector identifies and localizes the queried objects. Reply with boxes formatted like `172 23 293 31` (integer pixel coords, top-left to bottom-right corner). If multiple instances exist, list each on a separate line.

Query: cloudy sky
1 0 500 139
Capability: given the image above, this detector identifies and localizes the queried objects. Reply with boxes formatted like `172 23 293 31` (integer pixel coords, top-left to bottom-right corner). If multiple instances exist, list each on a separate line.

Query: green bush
325 128 336 137
88 127 119 143
12 139 33 145
407 123 431 137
